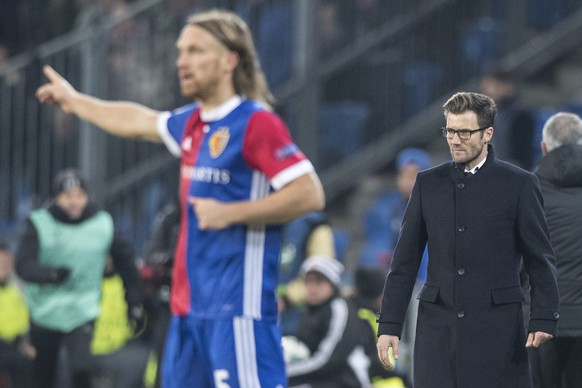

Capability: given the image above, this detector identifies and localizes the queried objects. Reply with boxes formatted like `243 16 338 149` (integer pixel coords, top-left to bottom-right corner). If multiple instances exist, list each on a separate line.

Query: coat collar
535 144 582 188
452 143 496 175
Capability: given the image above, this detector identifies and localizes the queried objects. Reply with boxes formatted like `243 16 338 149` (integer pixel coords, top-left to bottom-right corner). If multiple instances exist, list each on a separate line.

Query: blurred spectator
90 257 149 388
142 199 179 305
360 147 432 274
480 67 536 170
278 212 336 286
529 112 582 387
277 211 336 337
285 255 376 387
349 267 410 387
140 198 180 388
15 168 143 388
0 242 35 388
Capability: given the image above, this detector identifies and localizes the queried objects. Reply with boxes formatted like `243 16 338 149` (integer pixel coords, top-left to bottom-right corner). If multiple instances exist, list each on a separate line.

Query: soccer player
36 9 325 388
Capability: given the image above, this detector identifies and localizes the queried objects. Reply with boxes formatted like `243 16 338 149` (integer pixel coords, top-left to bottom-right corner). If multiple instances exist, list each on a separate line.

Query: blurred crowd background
3 0 582 263
0 0 579 240
3 0 582 385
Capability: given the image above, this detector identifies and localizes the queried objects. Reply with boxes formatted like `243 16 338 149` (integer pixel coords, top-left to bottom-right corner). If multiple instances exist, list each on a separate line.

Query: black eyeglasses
441 126 489 140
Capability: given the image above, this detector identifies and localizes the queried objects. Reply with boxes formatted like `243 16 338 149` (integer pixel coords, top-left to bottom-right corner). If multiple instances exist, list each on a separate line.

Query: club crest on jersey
209 127 230 158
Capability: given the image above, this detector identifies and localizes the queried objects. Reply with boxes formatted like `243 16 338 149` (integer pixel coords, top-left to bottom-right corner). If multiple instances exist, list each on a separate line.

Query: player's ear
226 51 239 73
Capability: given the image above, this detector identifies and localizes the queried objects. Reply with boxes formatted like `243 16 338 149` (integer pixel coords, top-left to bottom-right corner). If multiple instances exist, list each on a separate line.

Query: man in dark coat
376 92 559 388
531 112 582 387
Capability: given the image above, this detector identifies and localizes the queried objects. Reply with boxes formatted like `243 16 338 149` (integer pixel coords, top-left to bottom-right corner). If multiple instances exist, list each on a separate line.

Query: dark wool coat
377 145 559 388
535 144 582 337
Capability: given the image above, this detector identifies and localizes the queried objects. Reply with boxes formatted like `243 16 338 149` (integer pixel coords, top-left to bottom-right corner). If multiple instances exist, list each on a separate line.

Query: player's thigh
161 315 212 388
209 317 287 388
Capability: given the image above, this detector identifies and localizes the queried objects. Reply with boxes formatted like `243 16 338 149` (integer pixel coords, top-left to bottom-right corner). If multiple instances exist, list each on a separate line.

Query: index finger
43 65 64 83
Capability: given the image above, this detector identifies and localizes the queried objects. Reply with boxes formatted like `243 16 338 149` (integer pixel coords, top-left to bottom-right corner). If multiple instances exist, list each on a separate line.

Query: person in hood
286 255 378 388
531 111 582 387
15 168 143 388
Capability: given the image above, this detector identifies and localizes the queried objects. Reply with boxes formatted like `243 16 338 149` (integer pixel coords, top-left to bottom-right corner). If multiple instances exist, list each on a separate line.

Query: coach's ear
484 126 494 143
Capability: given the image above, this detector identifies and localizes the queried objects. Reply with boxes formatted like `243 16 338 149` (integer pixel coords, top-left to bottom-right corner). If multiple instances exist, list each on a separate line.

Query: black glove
49 267 71 283
127 304 147 336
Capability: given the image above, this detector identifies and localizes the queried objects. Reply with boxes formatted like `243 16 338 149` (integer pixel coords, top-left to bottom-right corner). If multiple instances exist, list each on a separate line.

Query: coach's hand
525 331 554 348
36 65 78 112
377 334 399 370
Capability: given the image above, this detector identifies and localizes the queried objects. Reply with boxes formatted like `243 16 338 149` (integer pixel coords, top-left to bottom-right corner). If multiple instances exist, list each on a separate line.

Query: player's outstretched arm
36 65 162 142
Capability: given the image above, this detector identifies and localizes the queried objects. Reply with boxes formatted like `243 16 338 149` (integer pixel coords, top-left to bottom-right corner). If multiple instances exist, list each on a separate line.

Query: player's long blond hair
187 9 275 109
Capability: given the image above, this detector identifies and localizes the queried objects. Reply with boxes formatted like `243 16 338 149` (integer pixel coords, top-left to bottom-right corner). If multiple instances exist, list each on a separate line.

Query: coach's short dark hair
443 92 496 128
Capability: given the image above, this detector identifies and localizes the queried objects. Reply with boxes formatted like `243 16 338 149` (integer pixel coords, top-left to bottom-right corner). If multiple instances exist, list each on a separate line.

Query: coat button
457 225 466 232
457 268 466 275
457 311 465 318
553 312 560 319
457 183 465 189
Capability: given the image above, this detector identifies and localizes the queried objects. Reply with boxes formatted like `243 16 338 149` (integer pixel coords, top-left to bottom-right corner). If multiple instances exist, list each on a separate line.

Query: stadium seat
319 101 371 168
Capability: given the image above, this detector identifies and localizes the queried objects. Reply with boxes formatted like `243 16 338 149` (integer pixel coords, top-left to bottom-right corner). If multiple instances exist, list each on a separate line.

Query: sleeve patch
275 144 300 160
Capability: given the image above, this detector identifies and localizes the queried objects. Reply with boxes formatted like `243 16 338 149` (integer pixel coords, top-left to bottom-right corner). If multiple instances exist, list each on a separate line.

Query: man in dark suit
375 92 559 388
531 112 582 387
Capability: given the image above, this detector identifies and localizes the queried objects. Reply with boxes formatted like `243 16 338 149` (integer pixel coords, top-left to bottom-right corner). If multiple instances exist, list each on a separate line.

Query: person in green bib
15 168 144 388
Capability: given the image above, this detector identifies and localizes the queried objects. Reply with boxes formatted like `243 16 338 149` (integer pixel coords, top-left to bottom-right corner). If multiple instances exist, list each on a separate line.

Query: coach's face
446 111 493 171
175 25 238 104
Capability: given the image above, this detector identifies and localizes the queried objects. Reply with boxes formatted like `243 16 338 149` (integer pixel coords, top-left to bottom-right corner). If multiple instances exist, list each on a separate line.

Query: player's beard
182 75 221 103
